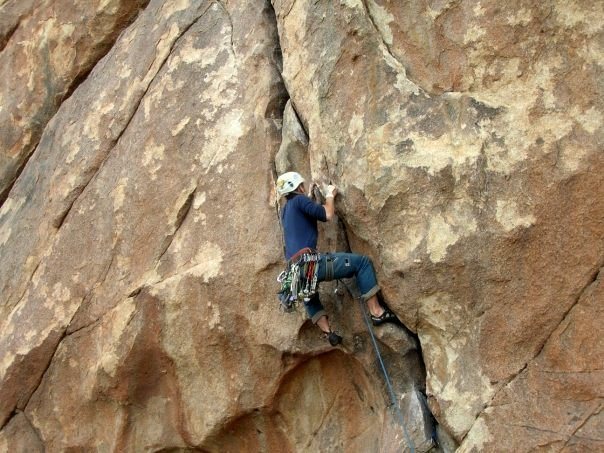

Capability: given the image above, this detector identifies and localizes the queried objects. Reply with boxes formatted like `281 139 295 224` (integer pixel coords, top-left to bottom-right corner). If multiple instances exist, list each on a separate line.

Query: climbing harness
336 280 416 453
277 249 321 312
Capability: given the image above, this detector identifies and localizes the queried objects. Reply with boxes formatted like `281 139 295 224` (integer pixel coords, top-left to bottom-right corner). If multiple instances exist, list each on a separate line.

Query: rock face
0 0 149 202
0 0 602 451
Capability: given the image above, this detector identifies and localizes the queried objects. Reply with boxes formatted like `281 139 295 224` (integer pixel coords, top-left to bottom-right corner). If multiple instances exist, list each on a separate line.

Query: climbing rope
338 280 416 453
274 179 416 450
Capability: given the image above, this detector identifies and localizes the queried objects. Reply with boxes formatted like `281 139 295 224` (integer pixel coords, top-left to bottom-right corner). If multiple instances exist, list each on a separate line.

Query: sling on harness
277 248 321 312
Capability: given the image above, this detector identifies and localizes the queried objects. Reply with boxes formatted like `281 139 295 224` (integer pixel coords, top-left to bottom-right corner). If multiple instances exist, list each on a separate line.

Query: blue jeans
304 252 380 323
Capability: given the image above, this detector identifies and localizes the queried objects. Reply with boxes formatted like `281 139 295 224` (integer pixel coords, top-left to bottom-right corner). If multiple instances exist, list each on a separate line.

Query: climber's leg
304 293 326 325
304 293 342 345
318 252 381 311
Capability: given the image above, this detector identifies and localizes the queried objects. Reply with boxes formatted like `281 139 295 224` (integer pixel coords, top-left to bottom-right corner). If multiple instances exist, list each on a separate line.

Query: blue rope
356 296 416 453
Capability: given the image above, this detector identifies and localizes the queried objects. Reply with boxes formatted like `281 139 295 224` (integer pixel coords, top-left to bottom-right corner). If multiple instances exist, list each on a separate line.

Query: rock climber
276 171 398 346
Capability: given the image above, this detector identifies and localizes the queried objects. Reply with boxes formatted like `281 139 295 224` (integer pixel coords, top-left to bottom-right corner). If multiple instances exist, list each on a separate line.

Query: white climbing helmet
276 171 305 196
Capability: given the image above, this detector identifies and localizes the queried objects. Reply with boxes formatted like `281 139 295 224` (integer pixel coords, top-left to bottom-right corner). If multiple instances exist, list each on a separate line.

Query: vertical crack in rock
267 1 290 257
359 0 406 72
0 4 218 433
269 3 441 446
51 5 213 232
0 1 152 209
156 186 197 266
0 22 18 53
337 217 441 448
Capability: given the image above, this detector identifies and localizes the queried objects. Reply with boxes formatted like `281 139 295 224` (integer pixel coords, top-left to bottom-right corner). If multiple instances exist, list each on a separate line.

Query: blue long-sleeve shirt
282 193 327 260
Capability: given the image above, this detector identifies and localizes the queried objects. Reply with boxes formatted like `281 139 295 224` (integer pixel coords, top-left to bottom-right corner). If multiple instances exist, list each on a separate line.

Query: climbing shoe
371 307 399 326
325 331 342 346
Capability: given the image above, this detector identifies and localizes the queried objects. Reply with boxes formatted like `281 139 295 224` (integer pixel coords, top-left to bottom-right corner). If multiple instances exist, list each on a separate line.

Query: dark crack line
1 7 215 429
288 98 310 140
459 360 529 444
285 98 309 144
503 422 565 436
0 408 44 446
66 292 140 338
268 13 290 259
529 263 603 370
0 294 143 436
65 317 103 338
0 1 153 210
65 252 116 335
461 263 603 443
1 38 55 208
10 258 42 315
17 290 142 425
15 307 80 421
359 0 406 72
155 186 197 266
138 260 209 290
59 0 153 108
53 190 80 229
0 0 43 54
282 0 297 22
50 4 213 234
0 21 19 53
561 404 603 450
305 388 343 448
0 409 17 433
536 368 604 374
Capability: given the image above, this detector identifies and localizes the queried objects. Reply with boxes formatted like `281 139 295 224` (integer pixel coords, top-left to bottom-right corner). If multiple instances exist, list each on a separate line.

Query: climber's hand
325 184 337 199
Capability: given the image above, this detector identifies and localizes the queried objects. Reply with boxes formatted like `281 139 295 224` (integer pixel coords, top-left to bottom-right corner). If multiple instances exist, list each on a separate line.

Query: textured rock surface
0 0 149 201
0 0 288 447
272 0 604 448
0 0 602 451
460 267 604 451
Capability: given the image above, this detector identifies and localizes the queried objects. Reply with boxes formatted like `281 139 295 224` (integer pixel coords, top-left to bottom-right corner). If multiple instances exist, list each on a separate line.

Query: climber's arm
323 185 337 221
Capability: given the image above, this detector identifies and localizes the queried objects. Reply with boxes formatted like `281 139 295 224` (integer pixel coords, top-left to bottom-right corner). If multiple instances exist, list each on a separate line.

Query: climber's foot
371 307 399 326
323 331 343 346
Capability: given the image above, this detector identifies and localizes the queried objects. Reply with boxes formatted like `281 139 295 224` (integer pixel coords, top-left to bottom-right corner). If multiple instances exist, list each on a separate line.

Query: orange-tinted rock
272 0 604 446
0 0 287 443
460 268 604 451
0 0 148 201
0 0 602 451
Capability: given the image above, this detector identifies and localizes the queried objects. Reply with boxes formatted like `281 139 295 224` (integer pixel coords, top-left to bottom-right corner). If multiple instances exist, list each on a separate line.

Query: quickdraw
277 251 321 312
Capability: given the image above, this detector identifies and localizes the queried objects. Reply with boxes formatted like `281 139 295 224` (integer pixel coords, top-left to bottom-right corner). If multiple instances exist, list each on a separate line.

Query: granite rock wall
0 0 602 451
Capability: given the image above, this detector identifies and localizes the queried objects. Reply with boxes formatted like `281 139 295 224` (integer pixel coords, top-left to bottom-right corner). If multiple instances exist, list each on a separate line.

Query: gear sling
277 247 323 312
